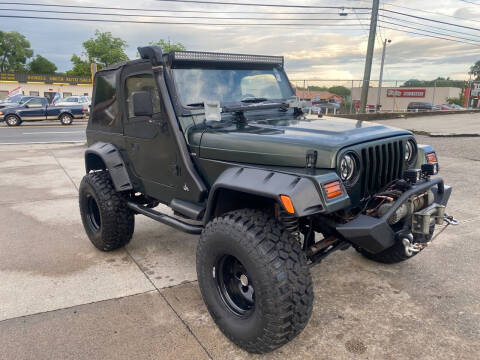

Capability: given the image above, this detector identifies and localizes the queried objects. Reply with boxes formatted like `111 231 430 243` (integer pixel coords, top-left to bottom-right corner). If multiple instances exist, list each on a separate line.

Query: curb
410 130 480 138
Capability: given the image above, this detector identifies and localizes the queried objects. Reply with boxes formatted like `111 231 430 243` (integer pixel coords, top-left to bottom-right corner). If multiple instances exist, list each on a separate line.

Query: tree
470 60 480 80
0 31 33 72
27 55 57 74
327 86 351 97
67 30 129 76
149 39 186 53
402 77 465 88
66 54 91 76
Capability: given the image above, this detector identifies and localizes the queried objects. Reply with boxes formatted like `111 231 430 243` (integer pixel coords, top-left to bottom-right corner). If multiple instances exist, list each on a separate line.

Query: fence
289 79 476 114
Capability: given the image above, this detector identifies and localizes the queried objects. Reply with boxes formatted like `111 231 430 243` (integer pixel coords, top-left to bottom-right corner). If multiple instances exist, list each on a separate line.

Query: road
0 121 86 144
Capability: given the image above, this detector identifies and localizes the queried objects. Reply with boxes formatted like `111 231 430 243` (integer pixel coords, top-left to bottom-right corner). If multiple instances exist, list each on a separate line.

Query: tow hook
444 213 459 225
401 233 423 257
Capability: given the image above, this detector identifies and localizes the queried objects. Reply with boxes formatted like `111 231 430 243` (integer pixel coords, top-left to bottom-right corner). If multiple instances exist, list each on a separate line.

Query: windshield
172 67 293 106
7 95 23 103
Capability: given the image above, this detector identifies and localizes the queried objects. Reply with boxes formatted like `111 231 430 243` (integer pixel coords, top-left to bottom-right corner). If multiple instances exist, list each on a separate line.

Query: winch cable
430 214 459 242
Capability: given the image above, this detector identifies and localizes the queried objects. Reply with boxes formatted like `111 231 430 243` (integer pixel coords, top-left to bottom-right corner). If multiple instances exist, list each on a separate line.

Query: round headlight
405 140 415 163
339 153 357 182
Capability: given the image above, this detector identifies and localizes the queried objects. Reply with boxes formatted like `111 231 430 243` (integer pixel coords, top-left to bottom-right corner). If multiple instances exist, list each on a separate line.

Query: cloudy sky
1 0 479 84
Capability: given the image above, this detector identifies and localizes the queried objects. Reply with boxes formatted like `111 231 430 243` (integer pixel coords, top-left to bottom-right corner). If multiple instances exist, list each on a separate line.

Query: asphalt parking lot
0 115 479 359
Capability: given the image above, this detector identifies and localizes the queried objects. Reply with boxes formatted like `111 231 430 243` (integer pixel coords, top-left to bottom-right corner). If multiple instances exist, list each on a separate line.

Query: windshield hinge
204 101 222 122
306 150 318 168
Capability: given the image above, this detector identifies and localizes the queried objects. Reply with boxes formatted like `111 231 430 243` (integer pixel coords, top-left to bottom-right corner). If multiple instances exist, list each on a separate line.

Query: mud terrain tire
79 171 134 251
196 209 313 353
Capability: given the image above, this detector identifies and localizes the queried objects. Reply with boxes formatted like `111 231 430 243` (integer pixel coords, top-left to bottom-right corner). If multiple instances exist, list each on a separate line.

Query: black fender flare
203 167 325 224
84 142 133 192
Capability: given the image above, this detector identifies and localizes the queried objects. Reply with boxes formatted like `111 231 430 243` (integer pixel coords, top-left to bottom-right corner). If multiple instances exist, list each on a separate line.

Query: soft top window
91 71 120 129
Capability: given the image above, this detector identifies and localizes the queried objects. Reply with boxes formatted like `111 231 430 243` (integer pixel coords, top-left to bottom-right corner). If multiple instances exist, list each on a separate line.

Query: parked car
448 104 465 110
0 95 37 109
0 96 87 126
55 95 91 107
407 102 434 112
55 96 90 112
433 104 452 111
315 99 340 113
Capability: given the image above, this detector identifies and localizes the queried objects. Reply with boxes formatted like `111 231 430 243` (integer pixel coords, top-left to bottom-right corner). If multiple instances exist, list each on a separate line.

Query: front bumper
336 177 452 254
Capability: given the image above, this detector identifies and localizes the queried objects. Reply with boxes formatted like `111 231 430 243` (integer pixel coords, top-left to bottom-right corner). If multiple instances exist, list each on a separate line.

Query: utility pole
360 0 380 113
375 38 391 112
466 73 472 108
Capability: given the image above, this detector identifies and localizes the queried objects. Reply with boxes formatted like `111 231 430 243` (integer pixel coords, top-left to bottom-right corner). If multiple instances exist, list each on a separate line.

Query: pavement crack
49 149 79 191
124 247 214 360
0 290 157 324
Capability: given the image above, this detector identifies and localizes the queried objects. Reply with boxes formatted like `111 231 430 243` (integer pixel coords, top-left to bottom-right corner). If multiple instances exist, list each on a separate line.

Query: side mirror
132 91 153 117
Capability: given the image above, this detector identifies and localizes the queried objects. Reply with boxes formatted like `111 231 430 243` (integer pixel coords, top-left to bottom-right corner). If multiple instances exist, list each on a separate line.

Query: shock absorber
278 208 300 241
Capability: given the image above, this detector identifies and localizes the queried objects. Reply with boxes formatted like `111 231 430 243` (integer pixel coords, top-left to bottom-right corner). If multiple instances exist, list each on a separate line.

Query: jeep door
122 69 178 200
18 98 47 120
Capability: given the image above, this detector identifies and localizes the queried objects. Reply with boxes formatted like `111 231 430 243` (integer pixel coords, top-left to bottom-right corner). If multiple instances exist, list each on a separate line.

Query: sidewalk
0 143 479 360
373 112 480 136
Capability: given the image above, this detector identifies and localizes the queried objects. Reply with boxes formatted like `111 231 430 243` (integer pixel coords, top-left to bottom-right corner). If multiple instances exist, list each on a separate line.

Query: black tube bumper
335 177 452 254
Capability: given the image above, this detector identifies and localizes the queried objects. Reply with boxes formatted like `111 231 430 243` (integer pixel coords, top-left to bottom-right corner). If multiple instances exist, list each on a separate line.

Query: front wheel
60 113 73 125
79 171 134 251
196 209 313 353
5 115 21 126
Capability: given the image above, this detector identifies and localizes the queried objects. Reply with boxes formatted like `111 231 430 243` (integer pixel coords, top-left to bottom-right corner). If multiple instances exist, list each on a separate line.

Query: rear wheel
196 209 313 353
79 171 134 251
60 113 73 125
5 115 21 126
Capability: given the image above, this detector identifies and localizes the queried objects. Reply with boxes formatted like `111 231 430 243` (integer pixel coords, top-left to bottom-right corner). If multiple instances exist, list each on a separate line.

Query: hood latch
306 150 318 168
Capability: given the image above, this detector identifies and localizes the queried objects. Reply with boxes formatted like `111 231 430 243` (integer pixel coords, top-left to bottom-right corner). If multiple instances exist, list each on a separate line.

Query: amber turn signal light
280 195 295 214
426 152 437 163
323 180 343 199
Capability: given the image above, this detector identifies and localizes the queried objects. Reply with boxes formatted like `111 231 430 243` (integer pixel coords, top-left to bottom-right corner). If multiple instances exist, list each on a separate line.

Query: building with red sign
351 86 462 111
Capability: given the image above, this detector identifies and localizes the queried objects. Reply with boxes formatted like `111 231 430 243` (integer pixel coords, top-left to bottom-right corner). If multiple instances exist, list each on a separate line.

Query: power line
151 0 371 9
379 25 480 47
0 8 371 21
382 1 480 24
380 15 480 39
459 0 480 5
380 9 480 32
0 2 371 15
0 14 370 27
379 19 480 43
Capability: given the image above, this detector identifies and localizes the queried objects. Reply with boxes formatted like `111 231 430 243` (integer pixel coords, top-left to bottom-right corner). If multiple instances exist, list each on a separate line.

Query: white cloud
0 0 477 81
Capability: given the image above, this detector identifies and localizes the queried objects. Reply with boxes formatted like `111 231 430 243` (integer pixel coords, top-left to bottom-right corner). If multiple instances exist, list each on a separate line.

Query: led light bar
172 51 284 66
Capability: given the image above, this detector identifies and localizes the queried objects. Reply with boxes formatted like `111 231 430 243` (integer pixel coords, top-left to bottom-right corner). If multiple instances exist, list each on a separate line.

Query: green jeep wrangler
79 46 453 353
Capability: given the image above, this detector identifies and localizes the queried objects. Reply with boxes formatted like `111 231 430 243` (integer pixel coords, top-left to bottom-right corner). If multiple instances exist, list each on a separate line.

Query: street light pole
375 38 391 112
359 0 380 113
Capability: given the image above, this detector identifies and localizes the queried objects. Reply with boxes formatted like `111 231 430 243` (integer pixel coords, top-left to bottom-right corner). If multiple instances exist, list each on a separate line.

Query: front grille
360 139 405 199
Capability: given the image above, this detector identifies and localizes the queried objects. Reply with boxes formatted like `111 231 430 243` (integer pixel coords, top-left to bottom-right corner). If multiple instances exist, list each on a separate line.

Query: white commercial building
351 87 462 111
0 72 93 103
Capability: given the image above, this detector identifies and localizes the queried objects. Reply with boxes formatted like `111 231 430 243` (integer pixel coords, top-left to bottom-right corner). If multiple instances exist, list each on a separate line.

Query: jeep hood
193 117 411 169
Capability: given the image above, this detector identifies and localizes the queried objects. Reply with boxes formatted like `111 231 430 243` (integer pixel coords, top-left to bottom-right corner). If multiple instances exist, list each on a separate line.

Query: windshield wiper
240 97 268 103
186 102 205 107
